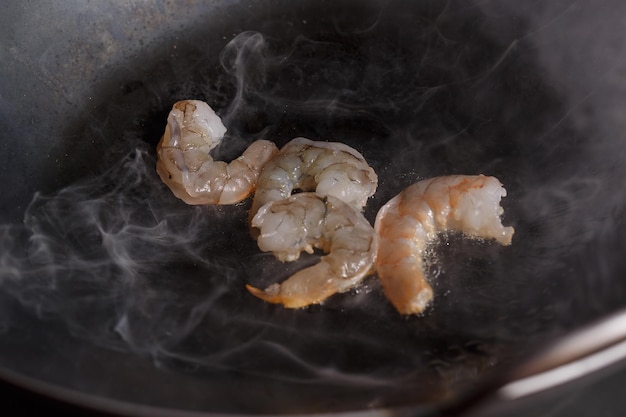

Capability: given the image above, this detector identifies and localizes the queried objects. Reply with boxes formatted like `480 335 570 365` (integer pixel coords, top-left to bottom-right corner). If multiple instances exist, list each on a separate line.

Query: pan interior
1 0 625 414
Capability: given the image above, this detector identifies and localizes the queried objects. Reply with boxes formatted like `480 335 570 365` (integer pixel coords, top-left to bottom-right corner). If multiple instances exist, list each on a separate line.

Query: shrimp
249 137 378 219
156 99 279 205
246 192 378 308
374 175 515 315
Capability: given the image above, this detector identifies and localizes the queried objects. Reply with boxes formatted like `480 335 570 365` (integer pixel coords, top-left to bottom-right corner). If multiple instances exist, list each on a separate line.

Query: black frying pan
1 0 625 415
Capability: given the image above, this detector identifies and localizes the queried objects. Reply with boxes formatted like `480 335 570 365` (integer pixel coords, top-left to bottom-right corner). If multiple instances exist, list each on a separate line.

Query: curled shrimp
249 137 378 219
374 175 515 315
156 99 279 205
246 192 378 308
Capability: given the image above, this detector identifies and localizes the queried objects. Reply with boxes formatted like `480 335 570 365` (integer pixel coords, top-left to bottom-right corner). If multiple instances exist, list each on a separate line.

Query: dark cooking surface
5 360 626 417
1 0 626 415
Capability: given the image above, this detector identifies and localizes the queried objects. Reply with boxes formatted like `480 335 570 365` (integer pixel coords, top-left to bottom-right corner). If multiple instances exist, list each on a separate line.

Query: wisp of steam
1 1 626 411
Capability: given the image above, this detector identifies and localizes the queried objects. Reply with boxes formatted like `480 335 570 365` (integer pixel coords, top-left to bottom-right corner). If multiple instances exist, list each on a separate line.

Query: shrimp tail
247 193 377 308
245 262 337 308
245 283 286 306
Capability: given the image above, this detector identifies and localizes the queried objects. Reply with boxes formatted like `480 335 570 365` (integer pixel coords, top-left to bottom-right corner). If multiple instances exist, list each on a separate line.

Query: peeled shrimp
249 137 378 219
156 99 279 205
246 192 378 308
374 175 515 315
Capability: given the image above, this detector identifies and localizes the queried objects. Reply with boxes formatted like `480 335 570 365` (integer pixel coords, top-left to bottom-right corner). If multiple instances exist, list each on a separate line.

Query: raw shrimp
156 99 279 205
374 175 515 315
246 192 378 308
249 137 378 219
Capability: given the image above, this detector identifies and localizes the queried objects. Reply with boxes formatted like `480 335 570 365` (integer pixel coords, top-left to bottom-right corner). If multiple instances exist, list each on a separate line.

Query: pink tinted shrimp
249 137 378 220
374 175 515 315
156 100 279 205
246 192 378 308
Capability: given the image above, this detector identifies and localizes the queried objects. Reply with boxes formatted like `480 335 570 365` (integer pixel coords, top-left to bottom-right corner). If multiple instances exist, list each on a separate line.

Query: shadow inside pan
0 0 625 414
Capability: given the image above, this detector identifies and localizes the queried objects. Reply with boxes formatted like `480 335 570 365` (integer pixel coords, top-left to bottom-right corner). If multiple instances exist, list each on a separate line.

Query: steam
2 1 626 412
0 149 228 348
217 31 367 124
0 145 439 391
0 23 515 403
219 31 270 122
214 28 452 143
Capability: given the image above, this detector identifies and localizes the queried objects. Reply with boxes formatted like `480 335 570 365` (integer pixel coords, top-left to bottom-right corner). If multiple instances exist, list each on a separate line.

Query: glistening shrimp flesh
374 175 515 315
156 99 279 205
246 192 378 308
249 137 378 220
